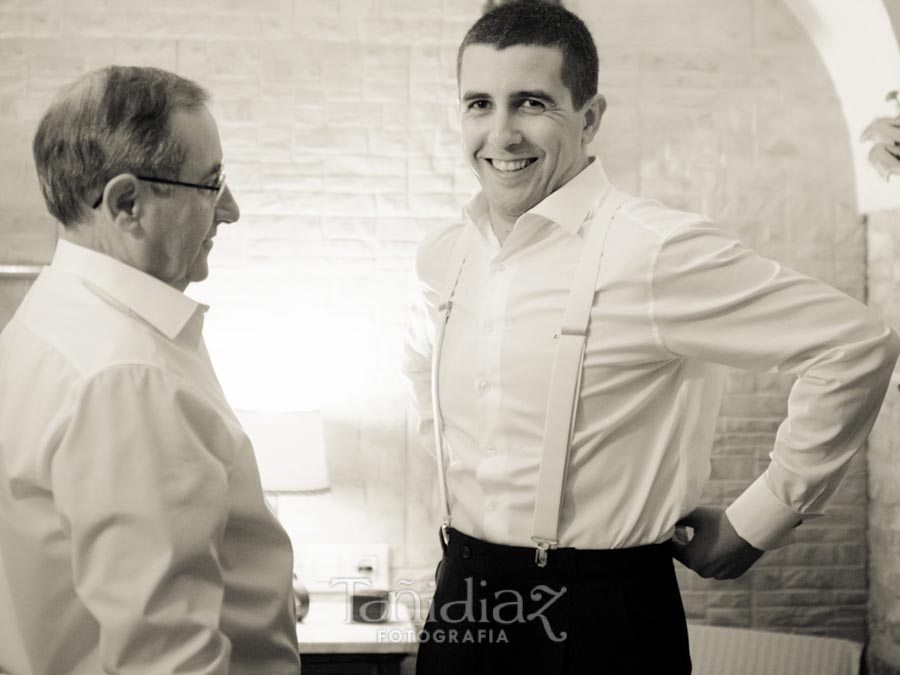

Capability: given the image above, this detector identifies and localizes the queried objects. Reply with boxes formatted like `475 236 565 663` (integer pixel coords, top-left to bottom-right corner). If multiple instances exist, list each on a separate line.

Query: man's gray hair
32 66 209 227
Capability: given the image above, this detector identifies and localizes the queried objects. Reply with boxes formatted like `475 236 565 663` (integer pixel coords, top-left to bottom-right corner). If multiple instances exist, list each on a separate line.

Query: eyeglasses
91 169 227 209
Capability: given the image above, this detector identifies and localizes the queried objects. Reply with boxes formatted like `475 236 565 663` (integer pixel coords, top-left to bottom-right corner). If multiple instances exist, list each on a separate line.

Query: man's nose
489 110 522 148
215 184 240 224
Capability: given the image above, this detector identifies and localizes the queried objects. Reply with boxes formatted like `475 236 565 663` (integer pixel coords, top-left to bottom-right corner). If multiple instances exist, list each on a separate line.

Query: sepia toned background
1 0 900 670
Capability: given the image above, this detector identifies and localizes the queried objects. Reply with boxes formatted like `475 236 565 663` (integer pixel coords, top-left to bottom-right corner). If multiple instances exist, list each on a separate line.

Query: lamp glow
237 409 330 494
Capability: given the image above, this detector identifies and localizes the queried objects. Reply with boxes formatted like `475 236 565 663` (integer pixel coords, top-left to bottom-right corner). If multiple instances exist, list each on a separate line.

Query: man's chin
186 257 210 286
486 192 539 221
188 268 209 285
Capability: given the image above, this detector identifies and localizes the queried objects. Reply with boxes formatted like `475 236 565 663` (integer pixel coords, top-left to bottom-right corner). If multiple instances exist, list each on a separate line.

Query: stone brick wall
867 207 900 674
0 0 875 644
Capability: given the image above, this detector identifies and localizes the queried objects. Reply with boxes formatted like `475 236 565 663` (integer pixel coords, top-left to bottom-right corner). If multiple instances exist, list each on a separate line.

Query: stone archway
783 0 900 214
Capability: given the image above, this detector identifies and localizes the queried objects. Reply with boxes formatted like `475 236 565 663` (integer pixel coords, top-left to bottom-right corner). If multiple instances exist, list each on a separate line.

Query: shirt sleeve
48 364 236 674
651 222 900 550
401 223 466 458
401 255 441 459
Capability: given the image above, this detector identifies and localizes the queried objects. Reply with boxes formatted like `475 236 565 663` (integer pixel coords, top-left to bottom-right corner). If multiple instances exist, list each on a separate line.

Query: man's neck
488 209 517 246
59 221 120 258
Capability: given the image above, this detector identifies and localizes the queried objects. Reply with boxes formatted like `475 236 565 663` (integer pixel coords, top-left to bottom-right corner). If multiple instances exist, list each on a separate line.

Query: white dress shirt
403 159 900 552
0 240 300 675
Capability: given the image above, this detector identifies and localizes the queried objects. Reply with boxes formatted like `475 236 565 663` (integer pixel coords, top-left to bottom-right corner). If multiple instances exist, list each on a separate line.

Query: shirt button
461 545 472 559
483 321 494 332
487 500 498 511
478 380 491 392
486 447 496 457
493 263 505 273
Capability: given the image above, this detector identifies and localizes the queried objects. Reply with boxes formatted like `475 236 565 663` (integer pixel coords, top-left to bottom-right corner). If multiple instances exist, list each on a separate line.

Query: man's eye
521 99 545 110
467 100 491 111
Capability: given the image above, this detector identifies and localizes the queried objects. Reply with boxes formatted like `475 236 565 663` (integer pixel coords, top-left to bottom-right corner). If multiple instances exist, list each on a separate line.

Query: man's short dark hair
32 66 209 227
457 0 599 109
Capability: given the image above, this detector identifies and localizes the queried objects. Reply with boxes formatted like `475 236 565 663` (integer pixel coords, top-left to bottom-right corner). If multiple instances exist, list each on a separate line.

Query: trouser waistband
441 528 674 579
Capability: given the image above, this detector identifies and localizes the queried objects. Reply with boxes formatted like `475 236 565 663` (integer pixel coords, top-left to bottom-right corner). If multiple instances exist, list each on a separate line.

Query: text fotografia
329 576 569 642
379 628 510 644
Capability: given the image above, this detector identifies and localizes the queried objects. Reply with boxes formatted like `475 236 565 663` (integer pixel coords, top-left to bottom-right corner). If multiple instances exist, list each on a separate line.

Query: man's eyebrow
461 91 492 103
512 89 556 103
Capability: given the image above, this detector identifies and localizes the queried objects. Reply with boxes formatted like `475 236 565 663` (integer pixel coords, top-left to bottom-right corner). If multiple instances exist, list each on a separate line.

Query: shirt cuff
725 474 806 551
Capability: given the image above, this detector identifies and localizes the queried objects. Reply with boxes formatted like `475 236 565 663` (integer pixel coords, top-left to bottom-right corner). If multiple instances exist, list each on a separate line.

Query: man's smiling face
458 43 598 227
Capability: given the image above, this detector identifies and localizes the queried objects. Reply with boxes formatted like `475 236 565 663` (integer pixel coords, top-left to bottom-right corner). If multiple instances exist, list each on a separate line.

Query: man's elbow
881 325 900 367
862 323 900 387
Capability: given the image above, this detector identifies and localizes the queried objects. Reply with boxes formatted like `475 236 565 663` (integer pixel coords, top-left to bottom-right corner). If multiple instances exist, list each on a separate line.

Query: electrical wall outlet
295 542 390 593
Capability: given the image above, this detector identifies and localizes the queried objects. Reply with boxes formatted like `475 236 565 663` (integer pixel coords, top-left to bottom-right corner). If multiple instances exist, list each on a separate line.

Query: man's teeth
491 158 533 172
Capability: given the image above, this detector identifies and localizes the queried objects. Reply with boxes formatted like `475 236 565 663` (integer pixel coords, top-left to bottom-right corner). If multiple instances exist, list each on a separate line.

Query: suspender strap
431 224 473 545
531 187 630 566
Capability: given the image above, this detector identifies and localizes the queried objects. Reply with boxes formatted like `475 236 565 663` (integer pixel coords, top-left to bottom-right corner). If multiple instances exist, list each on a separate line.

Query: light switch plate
295 542 390 593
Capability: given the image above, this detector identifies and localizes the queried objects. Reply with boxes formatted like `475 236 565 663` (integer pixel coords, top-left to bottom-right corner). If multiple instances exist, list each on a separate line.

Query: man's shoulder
415 220 468 291
616 195 712 242
9 269 173 377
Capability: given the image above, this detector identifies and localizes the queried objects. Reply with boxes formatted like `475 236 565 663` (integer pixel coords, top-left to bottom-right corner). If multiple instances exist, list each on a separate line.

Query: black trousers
416 528 692 675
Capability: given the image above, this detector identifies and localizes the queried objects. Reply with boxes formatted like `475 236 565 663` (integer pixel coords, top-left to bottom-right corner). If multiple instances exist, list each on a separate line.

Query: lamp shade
236 409 330 493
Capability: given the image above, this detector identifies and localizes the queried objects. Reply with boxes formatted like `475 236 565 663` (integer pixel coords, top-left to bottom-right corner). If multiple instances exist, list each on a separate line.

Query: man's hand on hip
671 506 764 580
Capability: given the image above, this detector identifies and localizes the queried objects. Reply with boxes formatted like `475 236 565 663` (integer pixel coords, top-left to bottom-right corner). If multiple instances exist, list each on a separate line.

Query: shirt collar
50 239 206 342
463 157 610 237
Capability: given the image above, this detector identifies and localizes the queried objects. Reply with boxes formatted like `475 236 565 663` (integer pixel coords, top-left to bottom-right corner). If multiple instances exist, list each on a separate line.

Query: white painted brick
757 606 834 629
705 609 752 627
339 0 377 17
294 15 358 42
0 0 876 646
323 174 406 194
323 102 377 129
294 127 368 155
295 0 340 16
324 154 406 176
380 0 443 17
357 18 440 45
368 128 410 156
439 17 472 46
409 173 453 195
374 192 409 217
362 73 408 104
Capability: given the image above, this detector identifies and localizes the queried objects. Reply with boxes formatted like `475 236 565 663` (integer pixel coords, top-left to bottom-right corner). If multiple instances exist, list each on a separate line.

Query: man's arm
50 365 235 673
401 223 465 458
401 284 438 457
653 223 900 578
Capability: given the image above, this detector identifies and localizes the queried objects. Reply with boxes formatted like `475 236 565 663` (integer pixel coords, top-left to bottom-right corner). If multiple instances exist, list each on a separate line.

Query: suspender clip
441 520 451 547
533 539 555 568
554 325 587 340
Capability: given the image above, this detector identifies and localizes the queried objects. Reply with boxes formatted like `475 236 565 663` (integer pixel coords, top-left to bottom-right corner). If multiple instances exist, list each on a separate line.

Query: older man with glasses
0 66 301 675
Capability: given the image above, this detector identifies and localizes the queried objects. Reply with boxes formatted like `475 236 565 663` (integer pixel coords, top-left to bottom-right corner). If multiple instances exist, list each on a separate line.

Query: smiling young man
403 2 900 673
0 67 300 675
458 41 601 245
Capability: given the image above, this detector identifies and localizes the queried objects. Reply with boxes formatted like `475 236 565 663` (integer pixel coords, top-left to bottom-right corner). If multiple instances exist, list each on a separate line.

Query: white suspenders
431 223 473 547
430 187 631 566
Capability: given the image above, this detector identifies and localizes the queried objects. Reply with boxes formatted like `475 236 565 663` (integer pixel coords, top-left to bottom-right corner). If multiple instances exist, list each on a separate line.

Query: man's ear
101 174 143 235
581 94 606 146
